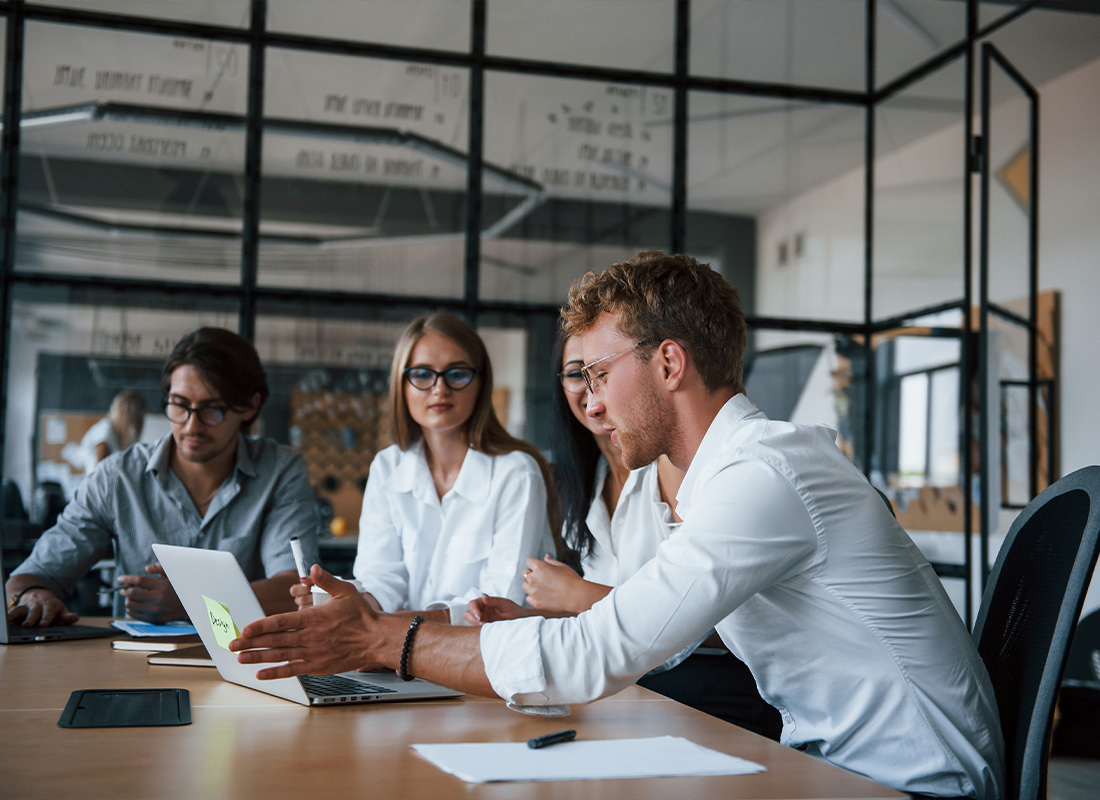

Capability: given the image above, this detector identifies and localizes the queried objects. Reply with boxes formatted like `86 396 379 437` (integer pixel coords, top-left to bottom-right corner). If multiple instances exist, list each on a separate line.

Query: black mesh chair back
972 465 1100 800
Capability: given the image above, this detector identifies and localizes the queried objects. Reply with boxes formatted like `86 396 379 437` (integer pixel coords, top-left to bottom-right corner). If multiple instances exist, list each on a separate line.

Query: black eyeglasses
557 366 587 395
162 399 230 427
403 366 479 392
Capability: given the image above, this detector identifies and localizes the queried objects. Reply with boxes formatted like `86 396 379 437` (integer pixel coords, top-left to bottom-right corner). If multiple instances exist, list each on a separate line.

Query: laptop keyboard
300 674 397 697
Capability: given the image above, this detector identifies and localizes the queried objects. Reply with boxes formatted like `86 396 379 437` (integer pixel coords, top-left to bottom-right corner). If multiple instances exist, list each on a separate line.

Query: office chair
1 477 27 520
971 465 1100 800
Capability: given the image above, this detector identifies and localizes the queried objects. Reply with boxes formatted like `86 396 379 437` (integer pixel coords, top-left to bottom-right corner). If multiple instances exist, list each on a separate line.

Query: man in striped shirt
6 328 321 627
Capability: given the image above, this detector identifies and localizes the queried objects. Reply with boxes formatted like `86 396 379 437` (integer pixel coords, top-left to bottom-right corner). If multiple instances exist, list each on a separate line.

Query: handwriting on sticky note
202 595 239 651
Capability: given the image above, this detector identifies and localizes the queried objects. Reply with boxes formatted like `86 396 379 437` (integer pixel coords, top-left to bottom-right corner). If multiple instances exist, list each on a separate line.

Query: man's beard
613 375 677 470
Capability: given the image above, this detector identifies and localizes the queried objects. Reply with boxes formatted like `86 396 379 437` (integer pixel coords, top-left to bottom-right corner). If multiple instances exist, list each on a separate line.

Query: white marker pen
289 536 309 583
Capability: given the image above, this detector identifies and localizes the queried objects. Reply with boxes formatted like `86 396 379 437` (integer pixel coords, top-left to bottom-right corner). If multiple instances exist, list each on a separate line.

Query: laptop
152 543 464 707
1 539 118 644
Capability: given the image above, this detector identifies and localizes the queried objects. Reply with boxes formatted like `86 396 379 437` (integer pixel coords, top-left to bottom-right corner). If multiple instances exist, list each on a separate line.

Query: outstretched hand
464 594 534 625
231 565 383 680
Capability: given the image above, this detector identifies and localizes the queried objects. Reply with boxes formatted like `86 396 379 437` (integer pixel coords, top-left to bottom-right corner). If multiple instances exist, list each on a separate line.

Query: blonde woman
79 388 146 475
294 313 556 626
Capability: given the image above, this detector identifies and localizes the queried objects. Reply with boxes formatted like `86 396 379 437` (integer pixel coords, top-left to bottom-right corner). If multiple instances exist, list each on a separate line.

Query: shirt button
782 713 793 724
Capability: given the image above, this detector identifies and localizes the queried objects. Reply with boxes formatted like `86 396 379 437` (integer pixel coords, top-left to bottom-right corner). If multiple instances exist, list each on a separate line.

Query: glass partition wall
1 0 1079 624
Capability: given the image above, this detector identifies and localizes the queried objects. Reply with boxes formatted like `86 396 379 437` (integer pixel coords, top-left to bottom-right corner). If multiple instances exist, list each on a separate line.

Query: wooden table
1 619 904 800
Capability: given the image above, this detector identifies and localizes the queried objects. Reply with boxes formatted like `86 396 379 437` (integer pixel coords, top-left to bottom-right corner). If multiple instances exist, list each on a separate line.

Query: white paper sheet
411 735 766 783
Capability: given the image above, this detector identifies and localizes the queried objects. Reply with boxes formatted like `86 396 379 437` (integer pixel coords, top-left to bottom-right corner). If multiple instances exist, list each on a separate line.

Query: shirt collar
145 432 255 479
146 433 174 476
675 393 763 519
387 441 491 504
449 447 492 504
234 434 258 478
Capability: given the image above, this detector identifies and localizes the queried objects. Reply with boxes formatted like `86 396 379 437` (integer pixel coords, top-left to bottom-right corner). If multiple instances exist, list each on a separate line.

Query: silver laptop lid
151 543 462 706
1 538 117 645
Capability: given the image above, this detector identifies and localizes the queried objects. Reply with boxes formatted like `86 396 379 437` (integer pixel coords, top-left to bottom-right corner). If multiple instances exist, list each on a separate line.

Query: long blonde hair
108 388 146 449
388 313 561 548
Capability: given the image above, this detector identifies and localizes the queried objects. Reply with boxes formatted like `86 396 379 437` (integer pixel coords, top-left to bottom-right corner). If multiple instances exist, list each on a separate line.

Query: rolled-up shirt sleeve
11 467 117 598
481 459 818 707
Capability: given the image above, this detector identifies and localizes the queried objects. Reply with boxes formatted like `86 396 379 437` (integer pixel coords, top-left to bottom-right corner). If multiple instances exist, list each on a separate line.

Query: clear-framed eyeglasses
580 338 657 394
403 366 479 392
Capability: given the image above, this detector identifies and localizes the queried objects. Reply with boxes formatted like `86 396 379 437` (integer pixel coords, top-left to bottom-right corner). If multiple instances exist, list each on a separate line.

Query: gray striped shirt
13 433 321 616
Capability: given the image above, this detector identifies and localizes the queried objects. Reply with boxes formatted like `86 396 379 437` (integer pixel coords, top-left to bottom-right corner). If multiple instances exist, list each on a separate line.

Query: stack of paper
411 735 765 783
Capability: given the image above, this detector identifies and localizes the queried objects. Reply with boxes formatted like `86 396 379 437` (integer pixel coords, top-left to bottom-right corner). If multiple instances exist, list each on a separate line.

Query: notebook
151 543 464 707
1 539 118 645
148 643 215 667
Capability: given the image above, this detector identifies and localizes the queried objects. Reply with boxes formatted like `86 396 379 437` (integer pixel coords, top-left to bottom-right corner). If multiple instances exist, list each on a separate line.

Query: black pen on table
527 729 577 749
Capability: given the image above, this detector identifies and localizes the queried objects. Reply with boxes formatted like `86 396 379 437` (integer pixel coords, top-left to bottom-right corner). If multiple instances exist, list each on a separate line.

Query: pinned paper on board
202 595 239 650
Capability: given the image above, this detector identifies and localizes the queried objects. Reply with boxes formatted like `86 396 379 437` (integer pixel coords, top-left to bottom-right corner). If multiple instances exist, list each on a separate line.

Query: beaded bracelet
399 615 425 681
8 585 50 610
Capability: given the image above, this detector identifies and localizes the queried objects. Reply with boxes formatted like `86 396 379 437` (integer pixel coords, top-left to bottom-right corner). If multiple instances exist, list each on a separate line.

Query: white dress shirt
481 394 1005 800
580 458 678 587
354 442 553 625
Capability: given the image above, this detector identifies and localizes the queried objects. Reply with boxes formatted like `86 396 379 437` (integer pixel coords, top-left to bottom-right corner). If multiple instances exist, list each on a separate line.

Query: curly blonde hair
561 251 747 394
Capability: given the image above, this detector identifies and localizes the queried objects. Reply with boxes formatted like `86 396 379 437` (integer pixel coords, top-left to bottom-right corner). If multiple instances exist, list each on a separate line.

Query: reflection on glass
486 0 674 72
875 0 965 89
24 22 248 115
985 65 1031 305
267 0 471 51
691 0 864 91
4 287 237 505
259 50 475 295
977 0 1029 31
479 71 673 303
694 92 865 323
26 0 250 27
17 23 248 282
873 58 965 319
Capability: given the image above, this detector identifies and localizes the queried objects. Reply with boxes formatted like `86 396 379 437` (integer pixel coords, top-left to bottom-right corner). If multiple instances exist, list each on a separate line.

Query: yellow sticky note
202 595 239 651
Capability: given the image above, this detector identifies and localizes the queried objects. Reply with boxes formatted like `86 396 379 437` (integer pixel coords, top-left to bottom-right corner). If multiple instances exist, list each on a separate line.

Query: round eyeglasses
403 366 479 392
162 399 230 427
557 367 588 395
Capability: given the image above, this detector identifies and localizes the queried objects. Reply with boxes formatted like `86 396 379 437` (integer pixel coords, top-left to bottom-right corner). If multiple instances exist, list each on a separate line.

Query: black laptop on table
2 540 118 644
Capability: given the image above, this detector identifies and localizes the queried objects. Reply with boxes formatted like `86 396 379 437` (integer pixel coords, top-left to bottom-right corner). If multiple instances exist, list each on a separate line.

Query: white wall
756 55 1100 617
1037 58 1100 616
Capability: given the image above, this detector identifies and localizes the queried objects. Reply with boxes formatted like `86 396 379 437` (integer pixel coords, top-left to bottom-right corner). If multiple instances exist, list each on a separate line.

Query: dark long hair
549 331 601 569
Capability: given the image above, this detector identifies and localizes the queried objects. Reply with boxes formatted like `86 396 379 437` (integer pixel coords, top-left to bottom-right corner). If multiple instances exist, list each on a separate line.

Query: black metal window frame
0 0 1057 624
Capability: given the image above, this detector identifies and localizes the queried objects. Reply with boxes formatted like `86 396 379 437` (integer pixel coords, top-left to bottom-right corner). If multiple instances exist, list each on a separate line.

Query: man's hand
118 563 186 623
464 594 534 625
290 576 313 610
231 565 390 680
523 556 609 614
6 584 79 627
